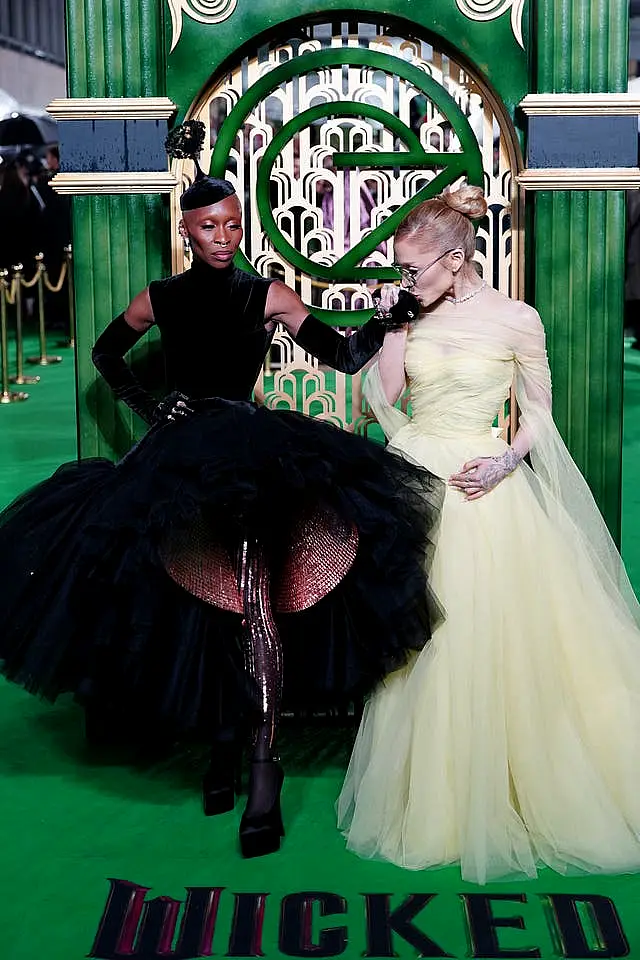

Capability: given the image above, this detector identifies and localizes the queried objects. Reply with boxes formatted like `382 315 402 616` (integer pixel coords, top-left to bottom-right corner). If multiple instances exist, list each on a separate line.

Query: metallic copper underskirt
160 503 359 613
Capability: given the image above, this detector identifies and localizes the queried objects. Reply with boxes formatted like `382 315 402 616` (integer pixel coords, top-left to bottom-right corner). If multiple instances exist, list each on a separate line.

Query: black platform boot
202 724 245 816
239 758 285 858
202 743 243 815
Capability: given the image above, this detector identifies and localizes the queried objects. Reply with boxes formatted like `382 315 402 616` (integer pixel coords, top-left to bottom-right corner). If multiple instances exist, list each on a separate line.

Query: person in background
0 155 40 278
37 146 72 333
626 189 640 351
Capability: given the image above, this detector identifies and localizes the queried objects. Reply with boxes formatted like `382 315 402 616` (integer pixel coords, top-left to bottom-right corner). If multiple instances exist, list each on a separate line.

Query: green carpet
1 339 640 959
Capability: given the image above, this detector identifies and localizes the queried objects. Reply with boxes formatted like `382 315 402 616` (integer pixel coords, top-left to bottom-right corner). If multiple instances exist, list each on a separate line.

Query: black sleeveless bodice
148 260 273 401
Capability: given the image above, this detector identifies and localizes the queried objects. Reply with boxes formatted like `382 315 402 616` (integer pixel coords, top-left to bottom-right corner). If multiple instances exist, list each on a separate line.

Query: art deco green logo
210 48 483 317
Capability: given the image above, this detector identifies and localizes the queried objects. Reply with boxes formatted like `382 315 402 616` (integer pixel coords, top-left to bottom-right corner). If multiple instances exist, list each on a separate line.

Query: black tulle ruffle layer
0 399 442 733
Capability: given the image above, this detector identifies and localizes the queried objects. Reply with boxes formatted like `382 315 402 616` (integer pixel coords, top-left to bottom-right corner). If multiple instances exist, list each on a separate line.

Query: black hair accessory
165 120 236 212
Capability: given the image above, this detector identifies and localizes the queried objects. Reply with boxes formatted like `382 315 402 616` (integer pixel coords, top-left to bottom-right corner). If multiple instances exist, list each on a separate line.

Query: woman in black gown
0 125 442 858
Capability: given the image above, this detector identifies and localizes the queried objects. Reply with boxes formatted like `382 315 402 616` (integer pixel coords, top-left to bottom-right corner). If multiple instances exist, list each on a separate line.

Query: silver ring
372 299 392 322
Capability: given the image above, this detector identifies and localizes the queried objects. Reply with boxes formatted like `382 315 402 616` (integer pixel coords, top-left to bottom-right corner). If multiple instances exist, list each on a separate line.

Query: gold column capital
46 97 177 121
519 93 640 116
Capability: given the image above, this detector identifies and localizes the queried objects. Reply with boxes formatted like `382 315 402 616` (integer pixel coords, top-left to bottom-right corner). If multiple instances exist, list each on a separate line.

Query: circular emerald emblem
210 48 483 322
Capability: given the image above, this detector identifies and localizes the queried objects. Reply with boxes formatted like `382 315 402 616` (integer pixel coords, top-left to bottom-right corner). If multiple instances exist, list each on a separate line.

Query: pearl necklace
444 280 487 304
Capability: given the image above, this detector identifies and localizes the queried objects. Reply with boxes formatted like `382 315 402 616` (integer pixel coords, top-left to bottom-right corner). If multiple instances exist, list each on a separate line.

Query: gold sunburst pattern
167 0 238 53
455 0 525 49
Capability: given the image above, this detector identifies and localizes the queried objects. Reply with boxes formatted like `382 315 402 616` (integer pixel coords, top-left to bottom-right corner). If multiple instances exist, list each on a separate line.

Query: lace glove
449 448 520 500
293 290 420 375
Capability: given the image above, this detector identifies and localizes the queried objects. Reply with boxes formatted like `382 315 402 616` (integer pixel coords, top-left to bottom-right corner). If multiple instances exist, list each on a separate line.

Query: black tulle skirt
0 398 442 734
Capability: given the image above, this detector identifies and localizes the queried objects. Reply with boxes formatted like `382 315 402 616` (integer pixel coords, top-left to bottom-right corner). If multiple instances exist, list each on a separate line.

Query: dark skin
124 195 309 337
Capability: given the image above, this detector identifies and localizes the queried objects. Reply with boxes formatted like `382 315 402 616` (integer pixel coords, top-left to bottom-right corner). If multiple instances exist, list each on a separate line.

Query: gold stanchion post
8 265 40 386
0 270 28 404
27 253 62 366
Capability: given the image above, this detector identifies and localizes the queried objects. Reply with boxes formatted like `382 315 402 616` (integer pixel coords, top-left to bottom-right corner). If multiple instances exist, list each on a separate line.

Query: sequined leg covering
238 537 283 762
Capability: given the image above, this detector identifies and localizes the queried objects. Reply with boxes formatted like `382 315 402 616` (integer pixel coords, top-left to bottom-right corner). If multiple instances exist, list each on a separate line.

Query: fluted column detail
533 0 629 540
66 0 169 458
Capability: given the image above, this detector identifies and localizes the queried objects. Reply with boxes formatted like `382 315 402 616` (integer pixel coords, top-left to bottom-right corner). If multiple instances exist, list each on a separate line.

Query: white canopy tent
0 88 58 162
0 88 20 120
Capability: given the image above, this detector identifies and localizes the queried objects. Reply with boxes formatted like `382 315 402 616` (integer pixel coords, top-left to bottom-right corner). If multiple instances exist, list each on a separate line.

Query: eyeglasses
392 249 455 289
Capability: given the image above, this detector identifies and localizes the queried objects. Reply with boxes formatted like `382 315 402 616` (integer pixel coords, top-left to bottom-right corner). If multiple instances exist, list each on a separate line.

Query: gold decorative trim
46 97 177 121
167 0 237 53
455 0 524 50
519 93 640 117
50 172 179 195
517 168 640 190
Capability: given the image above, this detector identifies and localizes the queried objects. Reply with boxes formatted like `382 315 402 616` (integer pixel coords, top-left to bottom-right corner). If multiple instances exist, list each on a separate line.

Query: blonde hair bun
441 185 487 220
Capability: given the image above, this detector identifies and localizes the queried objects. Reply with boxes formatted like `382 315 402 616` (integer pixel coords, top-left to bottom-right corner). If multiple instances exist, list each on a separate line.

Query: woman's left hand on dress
449 449 520 500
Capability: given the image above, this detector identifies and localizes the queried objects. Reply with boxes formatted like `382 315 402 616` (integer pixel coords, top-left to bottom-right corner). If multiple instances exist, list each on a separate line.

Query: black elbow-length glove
292 289 419 374
91 313 191 425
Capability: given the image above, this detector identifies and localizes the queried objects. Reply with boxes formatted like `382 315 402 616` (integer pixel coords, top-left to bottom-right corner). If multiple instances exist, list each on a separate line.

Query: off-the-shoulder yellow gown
338 291 640 884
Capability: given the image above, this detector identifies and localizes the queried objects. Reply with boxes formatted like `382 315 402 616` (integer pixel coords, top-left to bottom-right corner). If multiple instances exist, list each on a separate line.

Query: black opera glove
292 291 419 376
371 288 420 329
92 315 197 427
151 391 195 425
92 312 159 424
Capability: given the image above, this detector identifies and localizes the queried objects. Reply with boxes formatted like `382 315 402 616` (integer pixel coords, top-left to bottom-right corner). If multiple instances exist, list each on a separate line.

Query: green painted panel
166 1 529 122
73 195 169 460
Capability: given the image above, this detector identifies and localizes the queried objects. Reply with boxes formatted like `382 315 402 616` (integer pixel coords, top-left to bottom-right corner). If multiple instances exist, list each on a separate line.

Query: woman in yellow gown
337 185 640 884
